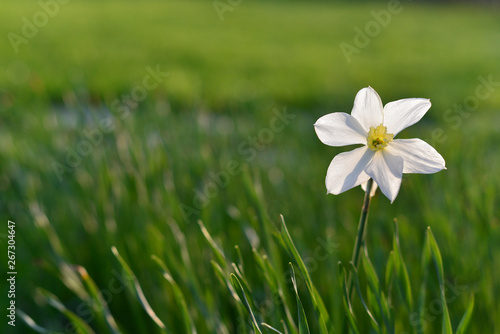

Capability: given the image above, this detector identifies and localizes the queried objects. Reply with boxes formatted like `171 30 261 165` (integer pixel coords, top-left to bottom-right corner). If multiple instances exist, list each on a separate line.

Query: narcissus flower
314 87 446 202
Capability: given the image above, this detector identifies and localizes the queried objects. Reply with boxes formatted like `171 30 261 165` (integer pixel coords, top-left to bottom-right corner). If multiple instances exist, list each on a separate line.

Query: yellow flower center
366 124 394 151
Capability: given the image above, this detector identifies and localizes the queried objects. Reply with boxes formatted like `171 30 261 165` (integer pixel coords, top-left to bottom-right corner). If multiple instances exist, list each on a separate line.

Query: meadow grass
1 0 499 333
1 0 500 110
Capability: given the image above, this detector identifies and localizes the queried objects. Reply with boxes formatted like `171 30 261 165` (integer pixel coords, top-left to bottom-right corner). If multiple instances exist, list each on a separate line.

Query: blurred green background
1 0 499 333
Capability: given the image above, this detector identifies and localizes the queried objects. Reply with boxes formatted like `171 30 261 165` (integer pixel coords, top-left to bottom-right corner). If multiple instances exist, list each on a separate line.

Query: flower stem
347 178 373 296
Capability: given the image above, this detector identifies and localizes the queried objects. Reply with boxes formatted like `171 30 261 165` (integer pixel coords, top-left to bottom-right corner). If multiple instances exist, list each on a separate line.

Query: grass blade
37 288 96 334
253 249 298 333
230 274 263 334
426 227 452 334
152 255 197 334
289 263 311 334
338 263 360 334
262 322 284 333
362 248 392 333
242 169 273 254
18 309 60 334
385 251 394 300
210 262 248 334
455 295 475 334
76 266 121 334
198 220 226 266
111 246 167 332
280 215 330 334
349 262 383 334
416 229 432 334
392 221 413 312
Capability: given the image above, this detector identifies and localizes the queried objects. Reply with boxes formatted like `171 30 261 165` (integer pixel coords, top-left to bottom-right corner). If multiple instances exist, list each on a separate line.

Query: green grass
1 0 500 110
1 0 500 333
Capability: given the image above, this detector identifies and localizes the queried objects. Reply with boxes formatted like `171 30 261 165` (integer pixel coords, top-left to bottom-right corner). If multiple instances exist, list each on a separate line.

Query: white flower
314 87 446 203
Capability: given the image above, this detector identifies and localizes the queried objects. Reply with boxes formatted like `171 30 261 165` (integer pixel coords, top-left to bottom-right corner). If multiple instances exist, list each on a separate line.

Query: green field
1 0 500 333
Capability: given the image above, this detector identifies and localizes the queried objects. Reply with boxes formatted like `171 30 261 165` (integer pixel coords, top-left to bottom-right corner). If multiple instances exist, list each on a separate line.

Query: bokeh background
1 0 499 333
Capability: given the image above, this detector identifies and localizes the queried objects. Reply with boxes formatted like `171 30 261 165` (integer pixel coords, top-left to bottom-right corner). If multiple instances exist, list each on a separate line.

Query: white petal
361 180 378 197
383 98 431 136
351 87 384 131
387 139 446 174
365 150 403 203
326 146 373 195
314 113 367 147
